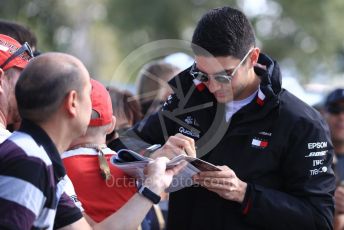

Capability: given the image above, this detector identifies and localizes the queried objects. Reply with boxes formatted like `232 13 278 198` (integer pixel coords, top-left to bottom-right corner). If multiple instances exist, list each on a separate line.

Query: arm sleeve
0 158 47 230
110 93 180 152
53 192 83 229
63 175 84 212
242 117 335 230
133 93 180 145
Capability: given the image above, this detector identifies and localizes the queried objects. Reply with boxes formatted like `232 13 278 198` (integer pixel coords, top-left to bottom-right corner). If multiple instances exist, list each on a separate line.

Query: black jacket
123 53 335 229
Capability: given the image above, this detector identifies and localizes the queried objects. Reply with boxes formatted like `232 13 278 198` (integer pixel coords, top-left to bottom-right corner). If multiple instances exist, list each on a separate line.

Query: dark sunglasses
189 48 253 84
0 42 34 70
327 104 344 115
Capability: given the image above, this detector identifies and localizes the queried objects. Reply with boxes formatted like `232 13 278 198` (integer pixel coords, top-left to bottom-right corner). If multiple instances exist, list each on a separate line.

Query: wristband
138 185 161 204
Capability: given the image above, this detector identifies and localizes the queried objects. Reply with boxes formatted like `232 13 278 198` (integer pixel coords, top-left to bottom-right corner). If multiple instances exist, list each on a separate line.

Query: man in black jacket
114 6 335 229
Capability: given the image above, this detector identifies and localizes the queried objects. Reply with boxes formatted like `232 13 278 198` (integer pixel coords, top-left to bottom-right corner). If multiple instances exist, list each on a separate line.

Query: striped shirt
0 126 11 144
0 120 82 230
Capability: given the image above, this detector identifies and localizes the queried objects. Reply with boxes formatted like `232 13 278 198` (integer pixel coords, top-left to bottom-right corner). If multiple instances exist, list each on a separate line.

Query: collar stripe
256 88 266 106
193 79 206 92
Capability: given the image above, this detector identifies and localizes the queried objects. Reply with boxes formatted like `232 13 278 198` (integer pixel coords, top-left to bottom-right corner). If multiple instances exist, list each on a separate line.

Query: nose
206 77 221 93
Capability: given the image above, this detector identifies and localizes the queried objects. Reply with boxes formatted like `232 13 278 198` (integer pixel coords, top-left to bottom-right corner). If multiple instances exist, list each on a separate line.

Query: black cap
325 88 344 107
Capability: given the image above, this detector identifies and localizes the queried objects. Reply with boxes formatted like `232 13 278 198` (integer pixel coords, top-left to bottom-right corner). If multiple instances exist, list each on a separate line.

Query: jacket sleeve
242 116 335 230
139 93 181 142
114 93 180 151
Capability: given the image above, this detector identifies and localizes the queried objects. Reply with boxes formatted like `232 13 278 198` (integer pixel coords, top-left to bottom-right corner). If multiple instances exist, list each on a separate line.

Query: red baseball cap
89 79 113 126
0 34 32 71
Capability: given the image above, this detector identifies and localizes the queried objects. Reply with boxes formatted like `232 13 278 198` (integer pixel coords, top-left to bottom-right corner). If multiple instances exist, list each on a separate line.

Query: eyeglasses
327 104 344 115
0 42 34 70
190 48 254 84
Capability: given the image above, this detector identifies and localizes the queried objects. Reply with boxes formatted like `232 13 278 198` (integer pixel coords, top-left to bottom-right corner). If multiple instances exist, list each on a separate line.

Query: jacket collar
167 53 282 126
168 53 281 103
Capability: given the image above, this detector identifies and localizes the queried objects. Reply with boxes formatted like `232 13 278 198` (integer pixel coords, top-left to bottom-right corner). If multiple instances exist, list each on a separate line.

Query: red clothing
62 147 136 222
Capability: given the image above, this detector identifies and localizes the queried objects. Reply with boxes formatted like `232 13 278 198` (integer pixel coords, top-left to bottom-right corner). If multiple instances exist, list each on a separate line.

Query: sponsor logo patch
307 142 327 149
251 138 269 149
185 116 193 125
305 150 328 158
178 127 200 138
184 116 199 127
258 131 272 136
312 159 324 166
310 166 328 176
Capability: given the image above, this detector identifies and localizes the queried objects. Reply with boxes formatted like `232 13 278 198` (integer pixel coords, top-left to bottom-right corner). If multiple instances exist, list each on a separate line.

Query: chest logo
184 116 199 127
251 138 269 149
179 127 200 138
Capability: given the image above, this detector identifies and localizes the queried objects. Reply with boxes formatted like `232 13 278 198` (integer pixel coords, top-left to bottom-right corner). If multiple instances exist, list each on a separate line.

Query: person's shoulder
168 67 194 92
0 132 53 190
0 139 55 227
1 133 49 165
278 89 325 127
5 131 52 165
280 89 320 117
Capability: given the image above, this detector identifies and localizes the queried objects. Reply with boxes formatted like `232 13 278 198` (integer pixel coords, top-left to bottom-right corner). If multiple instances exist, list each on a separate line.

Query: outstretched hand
143 157 187 195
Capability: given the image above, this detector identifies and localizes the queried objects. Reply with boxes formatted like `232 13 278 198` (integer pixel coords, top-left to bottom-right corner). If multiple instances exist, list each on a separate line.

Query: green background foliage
1 0 344 85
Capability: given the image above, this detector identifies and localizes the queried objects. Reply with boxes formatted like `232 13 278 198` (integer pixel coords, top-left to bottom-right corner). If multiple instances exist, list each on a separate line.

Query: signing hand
193 165 247 203
150 133 196 159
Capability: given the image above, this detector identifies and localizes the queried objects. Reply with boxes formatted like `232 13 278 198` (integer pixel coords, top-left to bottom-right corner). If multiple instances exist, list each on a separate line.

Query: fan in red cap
89 78 113 126
0 34 34 143
0 34 33 71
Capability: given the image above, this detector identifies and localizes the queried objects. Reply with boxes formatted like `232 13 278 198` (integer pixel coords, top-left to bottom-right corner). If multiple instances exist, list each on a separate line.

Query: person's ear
249 47 260 68
64 90 78 117
106 115 116 134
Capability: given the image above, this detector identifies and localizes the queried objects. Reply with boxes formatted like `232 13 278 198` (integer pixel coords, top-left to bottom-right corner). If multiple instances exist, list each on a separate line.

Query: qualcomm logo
179 127 200 138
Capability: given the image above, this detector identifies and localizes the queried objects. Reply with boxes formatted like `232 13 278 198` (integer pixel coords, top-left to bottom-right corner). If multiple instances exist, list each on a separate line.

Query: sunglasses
190 48 254 84
0 42 34 70
327 104 344 115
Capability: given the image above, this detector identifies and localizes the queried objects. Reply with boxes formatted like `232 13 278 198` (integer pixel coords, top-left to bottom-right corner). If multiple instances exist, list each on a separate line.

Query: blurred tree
1 0 344 83
251 0 344 82
106 0 344 82
0 0 66 52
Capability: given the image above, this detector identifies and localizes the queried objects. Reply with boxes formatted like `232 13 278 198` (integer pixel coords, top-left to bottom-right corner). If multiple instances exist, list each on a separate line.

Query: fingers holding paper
151 133 196 159
143 157 187 195
193 165 247 203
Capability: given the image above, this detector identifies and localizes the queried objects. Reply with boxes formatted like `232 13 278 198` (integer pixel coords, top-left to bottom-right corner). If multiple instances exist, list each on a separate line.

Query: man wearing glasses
117 6 335 229
324 89 344 229
0 34 33 143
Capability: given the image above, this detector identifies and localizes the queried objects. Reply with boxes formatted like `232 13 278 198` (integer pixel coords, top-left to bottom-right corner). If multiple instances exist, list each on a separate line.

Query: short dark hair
15 53 84 123
0 20 37 50
191 6 256 59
